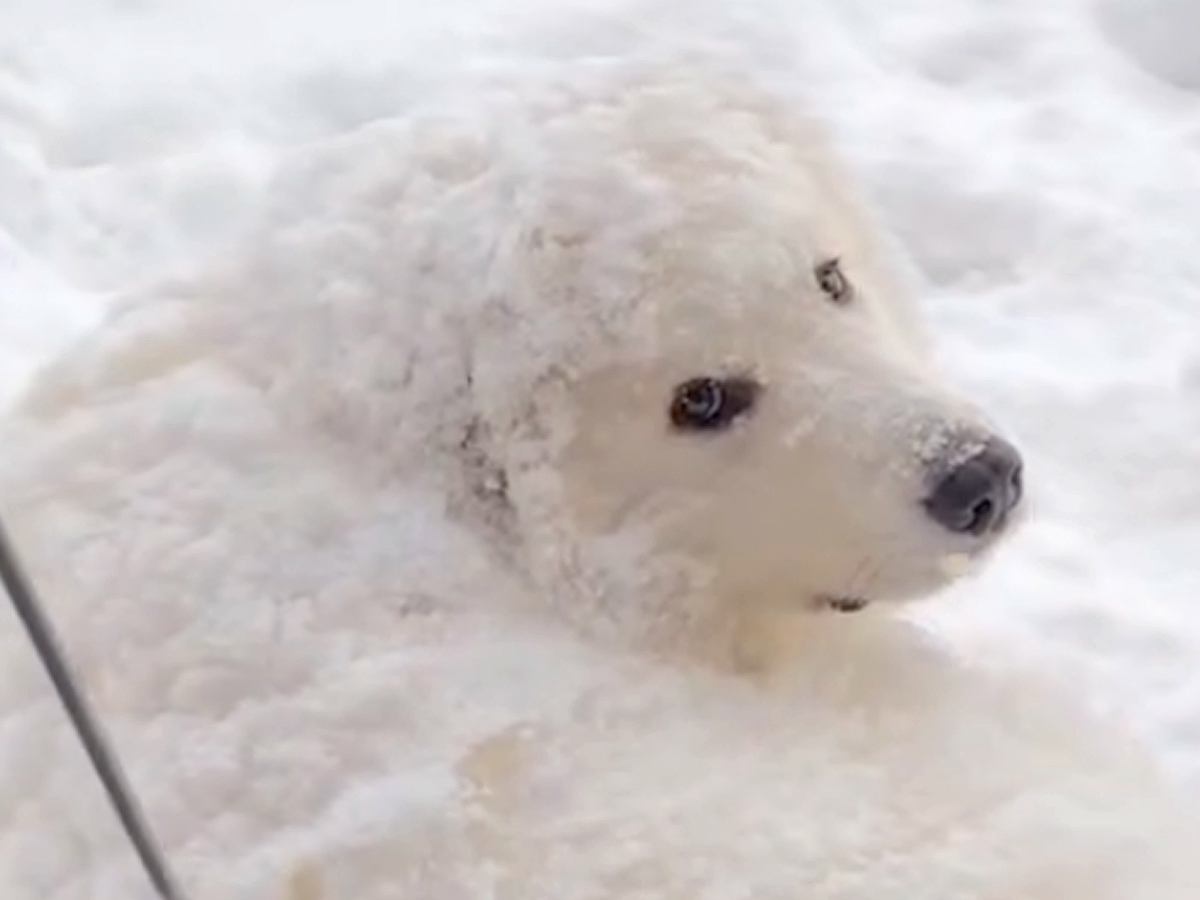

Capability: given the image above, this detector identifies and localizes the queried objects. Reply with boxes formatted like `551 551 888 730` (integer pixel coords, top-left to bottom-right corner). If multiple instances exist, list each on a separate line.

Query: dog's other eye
669 376 760 431
815 258 852 304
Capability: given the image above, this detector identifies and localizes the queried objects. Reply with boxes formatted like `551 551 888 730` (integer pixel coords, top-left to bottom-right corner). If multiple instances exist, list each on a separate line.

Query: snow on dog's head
22 63 1023 647
448 69 1025 639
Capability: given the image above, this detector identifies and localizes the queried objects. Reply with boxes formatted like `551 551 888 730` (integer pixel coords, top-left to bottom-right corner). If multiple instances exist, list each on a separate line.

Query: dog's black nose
923 438 1023 536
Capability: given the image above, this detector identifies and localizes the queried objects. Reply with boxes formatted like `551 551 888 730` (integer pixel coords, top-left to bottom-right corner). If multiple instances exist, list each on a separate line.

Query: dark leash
0 518 186 900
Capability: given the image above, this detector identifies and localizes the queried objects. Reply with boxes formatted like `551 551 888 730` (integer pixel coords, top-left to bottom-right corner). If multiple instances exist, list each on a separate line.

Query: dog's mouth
810 546 999 615
822 595 870 613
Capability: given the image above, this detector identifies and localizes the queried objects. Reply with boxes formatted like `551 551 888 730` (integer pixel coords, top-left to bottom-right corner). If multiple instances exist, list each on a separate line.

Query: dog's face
552 252 1021 618
396 69 1026 637
474 95 1023 625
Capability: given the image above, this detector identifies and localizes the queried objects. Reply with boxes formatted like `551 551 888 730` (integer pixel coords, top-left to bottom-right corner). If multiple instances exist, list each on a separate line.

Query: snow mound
1095 0 1200 92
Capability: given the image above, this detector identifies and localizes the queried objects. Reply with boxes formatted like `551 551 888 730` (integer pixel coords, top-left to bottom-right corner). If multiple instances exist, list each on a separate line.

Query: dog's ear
459 412 510 506
453 358 516 541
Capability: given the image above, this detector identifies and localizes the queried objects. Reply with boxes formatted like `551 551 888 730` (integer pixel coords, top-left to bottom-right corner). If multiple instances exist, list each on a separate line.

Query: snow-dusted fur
1 4 1196 899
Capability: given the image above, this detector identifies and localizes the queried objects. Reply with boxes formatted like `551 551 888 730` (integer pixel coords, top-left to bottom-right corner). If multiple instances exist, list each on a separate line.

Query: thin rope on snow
0 517 187 900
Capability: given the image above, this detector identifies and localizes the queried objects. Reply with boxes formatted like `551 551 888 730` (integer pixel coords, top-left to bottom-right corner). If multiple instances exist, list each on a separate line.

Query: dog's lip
819 595 870 613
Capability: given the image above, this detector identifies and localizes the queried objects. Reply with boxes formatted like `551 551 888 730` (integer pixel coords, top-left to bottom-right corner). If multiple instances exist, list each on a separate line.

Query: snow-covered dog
1 5 1195 898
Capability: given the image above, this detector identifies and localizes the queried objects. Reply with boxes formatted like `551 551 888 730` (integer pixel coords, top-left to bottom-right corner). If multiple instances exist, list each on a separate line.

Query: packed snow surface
2 0 1200 897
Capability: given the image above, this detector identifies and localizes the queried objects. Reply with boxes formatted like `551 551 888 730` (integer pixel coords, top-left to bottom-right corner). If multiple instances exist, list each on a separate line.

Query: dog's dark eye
669 376 759 431
815 258 852 304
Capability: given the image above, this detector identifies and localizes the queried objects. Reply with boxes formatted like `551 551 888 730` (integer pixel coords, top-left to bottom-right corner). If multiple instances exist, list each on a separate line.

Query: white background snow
2 0 1199 887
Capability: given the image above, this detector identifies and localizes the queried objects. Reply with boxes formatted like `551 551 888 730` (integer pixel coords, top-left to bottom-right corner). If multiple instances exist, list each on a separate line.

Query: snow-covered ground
2 0 1199 894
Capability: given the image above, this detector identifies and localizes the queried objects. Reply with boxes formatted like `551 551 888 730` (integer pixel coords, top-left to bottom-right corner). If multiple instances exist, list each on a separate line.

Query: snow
2 0 1200 896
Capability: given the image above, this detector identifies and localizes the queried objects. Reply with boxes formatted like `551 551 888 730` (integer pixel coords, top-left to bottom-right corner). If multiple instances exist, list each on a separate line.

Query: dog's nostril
923 438 1023 536
966 497 994 534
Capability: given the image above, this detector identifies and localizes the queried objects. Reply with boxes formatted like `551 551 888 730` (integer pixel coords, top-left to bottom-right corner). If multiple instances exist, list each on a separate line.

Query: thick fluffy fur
18 59 1003 651
1 6 1196 898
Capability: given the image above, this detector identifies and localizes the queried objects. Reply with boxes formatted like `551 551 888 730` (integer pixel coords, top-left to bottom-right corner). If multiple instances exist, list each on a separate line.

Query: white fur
1 5 1196 898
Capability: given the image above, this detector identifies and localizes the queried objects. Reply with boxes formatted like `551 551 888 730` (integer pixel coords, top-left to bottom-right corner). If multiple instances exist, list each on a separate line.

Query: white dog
0 4 1194 898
